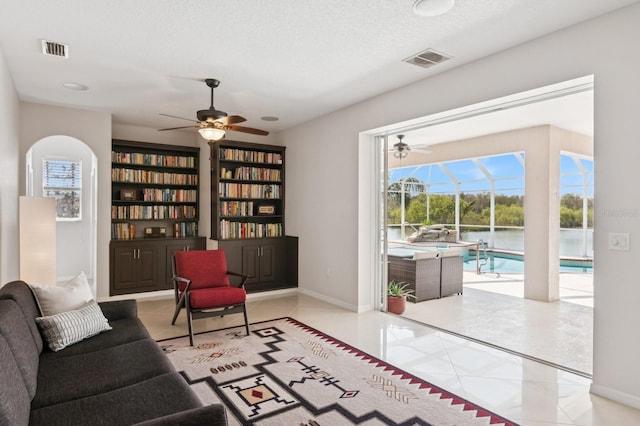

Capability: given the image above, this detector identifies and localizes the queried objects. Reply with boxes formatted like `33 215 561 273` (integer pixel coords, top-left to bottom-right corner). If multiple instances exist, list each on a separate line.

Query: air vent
41 40 69 58
404 48 451 69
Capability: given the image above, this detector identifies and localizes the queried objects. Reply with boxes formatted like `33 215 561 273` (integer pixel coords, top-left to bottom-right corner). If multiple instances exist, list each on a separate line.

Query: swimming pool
387 245 593 274
463 252 592 274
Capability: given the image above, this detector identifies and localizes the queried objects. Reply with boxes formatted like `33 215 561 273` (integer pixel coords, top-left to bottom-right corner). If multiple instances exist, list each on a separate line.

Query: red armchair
171 249 249 345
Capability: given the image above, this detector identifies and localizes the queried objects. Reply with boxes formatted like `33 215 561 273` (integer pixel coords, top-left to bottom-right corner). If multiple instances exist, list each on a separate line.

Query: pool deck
400 270 594 375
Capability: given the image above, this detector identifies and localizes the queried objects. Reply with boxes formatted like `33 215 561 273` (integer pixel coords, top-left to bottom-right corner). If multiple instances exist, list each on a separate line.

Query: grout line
394 313 593 379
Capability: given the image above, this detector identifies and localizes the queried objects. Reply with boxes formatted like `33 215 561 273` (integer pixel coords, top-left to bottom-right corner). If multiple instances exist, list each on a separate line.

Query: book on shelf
111 223 136 240
112 205 197 220
111 151 196 168
173 222 198 238
112 168 197 185
218 183 280 199
219 220 282 240
219 148 282 164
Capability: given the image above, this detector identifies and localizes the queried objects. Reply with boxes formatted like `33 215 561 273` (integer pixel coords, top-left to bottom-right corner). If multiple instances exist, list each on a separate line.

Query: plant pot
387 295 406 314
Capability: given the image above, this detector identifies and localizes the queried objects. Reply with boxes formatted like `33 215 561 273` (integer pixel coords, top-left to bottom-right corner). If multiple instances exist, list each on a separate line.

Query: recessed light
62 82 88 91
261 116 279 122
413 0 455 17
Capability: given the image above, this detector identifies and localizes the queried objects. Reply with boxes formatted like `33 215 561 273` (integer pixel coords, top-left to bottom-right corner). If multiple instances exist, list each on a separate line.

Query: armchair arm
131 404 227 426
227 270 249 289
172 275 192 292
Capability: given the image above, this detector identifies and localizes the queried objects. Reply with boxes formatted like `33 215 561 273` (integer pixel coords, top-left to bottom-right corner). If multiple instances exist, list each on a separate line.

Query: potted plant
387 280 416 314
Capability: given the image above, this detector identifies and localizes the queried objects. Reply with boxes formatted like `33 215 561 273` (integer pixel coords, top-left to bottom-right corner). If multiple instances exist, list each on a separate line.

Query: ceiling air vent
404 48 450 69
41 40 69 58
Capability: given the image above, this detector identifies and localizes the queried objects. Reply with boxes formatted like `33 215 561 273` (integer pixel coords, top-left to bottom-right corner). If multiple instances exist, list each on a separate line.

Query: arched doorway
26 135 98 295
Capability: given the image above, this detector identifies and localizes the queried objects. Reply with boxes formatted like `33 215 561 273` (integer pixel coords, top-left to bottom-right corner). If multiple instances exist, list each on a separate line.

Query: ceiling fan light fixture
199 127 226 141
412 0 455 17
393 150 409 159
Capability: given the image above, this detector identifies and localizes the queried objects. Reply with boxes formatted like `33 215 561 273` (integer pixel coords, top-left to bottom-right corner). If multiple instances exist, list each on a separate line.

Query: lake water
388 227 593 258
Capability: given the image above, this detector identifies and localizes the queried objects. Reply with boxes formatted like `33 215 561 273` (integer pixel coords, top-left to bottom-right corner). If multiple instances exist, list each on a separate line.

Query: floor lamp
19 196 56 285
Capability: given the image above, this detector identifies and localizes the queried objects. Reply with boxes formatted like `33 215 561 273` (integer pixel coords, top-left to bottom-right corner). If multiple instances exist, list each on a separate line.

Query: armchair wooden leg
243 304 250 335
187 310 194 346
171 294 186 325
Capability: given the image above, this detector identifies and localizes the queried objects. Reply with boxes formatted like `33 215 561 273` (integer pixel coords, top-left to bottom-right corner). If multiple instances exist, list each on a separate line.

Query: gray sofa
0 280 227 426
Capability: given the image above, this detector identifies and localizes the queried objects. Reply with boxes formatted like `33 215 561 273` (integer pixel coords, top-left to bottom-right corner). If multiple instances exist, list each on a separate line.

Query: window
43 157 82 220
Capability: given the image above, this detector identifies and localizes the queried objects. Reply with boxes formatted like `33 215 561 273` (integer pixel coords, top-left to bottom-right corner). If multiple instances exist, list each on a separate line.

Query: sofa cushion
0 333 31 426
36 300 112 352
29 271 94 316
33 338 175 408
0 299 40 399
29 373 204 426
0 280 44 352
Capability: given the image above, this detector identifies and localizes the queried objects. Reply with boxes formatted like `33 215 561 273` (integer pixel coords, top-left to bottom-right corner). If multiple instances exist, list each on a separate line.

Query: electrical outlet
608 233 630 251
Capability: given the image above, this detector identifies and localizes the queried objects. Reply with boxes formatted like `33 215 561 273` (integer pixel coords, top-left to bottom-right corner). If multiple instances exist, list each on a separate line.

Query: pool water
387 245 592 274
463 253 592 274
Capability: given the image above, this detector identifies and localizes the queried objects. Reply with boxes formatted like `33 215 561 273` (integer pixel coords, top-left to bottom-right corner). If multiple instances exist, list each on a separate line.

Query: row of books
220 201 255 217
112 205 197 220
219 148 282 164
219 166 281 182
112 168 198 185
219 220 283 240
112 152 196 168
141 188 197 202
173 222 198 238
111 223 136 240
111 222 199 240
219 183 280 199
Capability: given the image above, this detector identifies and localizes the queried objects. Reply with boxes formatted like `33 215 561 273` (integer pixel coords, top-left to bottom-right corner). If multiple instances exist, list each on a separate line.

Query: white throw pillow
29 271 94 316
35 300 112 352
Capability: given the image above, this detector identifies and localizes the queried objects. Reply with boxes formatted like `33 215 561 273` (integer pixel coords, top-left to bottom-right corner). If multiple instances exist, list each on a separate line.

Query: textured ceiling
0 0 637 136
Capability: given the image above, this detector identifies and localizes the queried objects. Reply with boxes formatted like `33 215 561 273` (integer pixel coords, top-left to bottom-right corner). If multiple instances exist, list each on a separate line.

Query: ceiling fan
390 135 431 159
159 78 269 141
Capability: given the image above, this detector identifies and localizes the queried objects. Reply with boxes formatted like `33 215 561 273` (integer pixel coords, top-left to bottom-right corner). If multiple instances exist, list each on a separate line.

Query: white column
523 129 560 302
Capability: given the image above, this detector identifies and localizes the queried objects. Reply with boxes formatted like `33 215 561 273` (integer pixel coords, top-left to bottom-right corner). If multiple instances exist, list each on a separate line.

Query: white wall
19 102 111 297
0 47 20 284
280 3 640 407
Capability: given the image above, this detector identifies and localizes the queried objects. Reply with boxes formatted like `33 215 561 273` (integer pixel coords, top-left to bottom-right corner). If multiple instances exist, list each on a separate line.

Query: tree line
388 186 593 228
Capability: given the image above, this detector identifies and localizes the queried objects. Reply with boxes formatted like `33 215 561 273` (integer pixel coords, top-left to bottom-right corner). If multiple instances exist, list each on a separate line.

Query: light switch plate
609 233 630 251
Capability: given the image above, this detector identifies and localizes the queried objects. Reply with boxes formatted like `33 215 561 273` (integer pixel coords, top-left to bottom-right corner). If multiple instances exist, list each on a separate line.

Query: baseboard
246 288 298 300
97 289 173 302
590 383 640 409
297 287 359 312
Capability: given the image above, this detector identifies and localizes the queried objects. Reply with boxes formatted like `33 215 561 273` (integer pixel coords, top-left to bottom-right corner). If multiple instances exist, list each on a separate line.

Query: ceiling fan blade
159 113 199 123
158 125 199 131
225 124 269 136
216 115 246 126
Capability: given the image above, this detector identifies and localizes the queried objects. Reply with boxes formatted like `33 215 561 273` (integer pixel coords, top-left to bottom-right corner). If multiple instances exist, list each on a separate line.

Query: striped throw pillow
35 300 112 351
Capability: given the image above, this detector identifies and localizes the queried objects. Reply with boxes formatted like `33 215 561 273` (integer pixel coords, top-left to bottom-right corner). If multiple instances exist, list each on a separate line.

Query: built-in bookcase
111 140 200 239
211 141 285 241
210 140 296 293
109 139 205 296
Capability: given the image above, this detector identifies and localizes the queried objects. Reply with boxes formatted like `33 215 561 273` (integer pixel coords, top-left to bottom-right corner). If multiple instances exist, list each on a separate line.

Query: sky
389 152 593 196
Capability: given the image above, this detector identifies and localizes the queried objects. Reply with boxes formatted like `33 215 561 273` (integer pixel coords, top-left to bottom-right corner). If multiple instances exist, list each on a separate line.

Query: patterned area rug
159 317 518 426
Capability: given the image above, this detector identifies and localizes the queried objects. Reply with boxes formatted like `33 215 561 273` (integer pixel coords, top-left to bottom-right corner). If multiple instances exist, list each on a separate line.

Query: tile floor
401 272 594 375
137 290 640 426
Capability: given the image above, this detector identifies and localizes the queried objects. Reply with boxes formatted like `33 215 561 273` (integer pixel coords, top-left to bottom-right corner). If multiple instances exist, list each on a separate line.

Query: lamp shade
199 127 226 141
20 196 56 285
